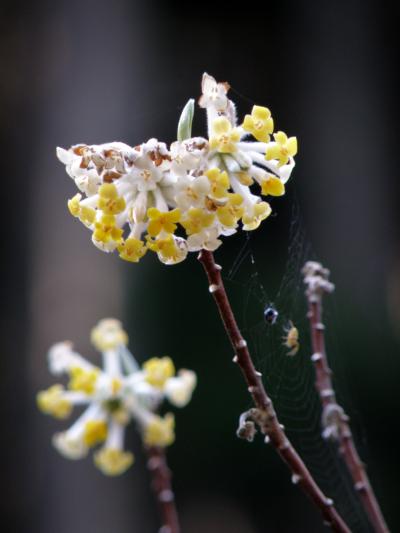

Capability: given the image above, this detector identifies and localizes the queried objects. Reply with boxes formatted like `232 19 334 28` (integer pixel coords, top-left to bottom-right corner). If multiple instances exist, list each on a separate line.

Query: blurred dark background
1 0 399 532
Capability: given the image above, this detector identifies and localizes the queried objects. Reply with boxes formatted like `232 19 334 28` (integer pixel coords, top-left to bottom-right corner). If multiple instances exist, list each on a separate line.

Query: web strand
224 198 371 532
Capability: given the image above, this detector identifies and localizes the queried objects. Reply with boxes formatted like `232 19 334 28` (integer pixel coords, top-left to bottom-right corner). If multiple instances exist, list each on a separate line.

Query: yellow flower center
111 378 122 395
143 413 175 447
36 385 72 419
68 367 99 395
84 420 108 447
143 356 175 388
94 447 134 476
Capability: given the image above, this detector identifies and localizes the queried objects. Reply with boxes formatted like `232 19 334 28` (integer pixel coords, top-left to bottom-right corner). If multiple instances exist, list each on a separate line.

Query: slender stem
198 249 351 533
303 261 389 533
145 446 180 533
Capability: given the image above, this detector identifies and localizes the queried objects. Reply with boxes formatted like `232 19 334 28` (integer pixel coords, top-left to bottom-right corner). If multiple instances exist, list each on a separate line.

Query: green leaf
177 98 195 141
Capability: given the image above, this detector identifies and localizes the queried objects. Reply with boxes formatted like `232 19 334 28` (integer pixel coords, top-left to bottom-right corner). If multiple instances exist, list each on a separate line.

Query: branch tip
303 261 335 300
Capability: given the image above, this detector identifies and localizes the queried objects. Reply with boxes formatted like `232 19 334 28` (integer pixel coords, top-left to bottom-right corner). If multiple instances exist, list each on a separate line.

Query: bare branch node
236 410 258 441
321 403 347 441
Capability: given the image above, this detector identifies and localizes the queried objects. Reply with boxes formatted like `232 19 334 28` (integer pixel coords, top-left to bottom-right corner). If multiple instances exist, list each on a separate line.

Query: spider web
224 196 371 532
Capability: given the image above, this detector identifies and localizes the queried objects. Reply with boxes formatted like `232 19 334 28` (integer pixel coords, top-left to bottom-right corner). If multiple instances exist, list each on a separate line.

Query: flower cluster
37 319 196 476
57 73 297 264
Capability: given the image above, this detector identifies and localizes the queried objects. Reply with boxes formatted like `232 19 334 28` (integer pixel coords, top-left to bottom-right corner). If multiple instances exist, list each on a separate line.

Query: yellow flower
164 369 197 407
112 408 130 425
237 172 254 186
37 385 72 419
242 105 274 142
79 206 96 226
94 447 134 476
91 318 128 351
118 237 147 263
97 183 126 215
242 202 272 231
68 193 81 217
83 420 108 447
209 117 241 153
205 168 230 199
146 234 187 264
265 131 298 167
180 208 215 235
147 208 181 237
216 193 244 228
68 367 99 395
261 176 285 196
68 194 96 227
93 214 124 244
111 378 122 395
143 357 175 389
53 431 88 459
39 319 197 477
143 413 175 447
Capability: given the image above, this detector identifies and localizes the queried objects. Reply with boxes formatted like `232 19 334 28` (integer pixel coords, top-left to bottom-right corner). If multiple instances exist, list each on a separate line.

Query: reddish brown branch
303 261 389 533
198 250 351 533
145 446 180 533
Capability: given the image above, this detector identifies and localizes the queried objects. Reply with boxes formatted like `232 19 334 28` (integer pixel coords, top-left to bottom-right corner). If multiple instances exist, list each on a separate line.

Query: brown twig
198 249 351 533
145 446 180 533
303 261 389 533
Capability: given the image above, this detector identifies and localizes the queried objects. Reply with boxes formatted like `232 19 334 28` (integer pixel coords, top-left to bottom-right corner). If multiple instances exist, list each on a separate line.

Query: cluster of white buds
57 73 297 265
302 261 335 302
37 319 196 476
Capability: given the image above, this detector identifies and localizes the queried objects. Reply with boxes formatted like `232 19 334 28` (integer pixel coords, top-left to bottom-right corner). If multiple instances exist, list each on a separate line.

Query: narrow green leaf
177 98 195 141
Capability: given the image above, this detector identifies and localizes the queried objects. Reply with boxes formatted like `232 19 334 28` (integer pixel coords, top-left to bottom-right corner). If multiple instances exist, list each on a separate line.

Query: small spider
282 321 299 356
264 306 278 325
